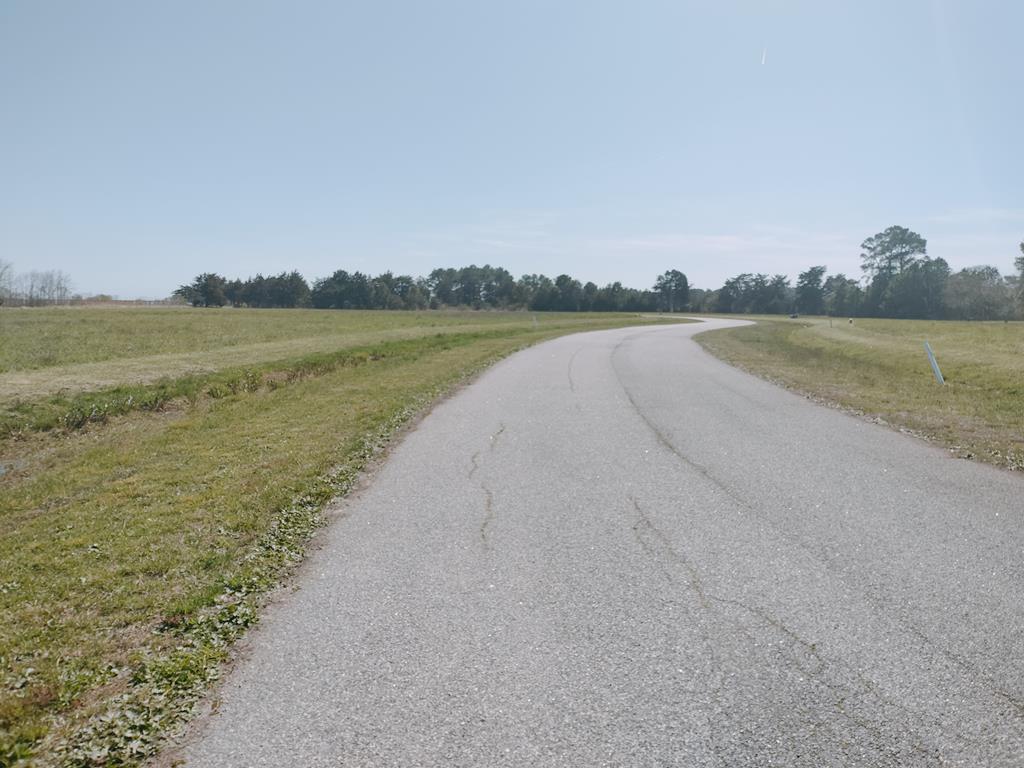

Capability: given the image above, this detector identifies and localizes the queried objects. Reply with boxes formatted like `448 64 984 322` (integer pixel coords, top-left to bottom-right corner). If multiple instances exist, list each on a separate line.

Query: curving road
181 319 1024 767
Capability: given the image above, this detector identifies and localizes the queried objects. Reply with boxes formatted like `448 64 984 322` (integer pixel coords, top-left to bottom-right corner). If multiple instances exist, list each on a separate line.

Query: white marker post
924 341 944 385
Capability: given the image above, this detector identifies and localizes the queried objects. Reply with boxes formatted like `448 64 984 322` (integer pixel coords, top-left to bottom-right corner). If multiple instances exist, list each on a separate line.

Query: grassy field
0 308 640 400
0 307 688 767
697 316 1024 471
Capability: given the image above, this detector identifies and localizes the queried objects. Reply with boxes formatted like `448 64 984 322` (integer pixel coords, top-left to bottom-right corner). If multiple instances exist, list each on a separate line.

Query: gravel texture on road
181 319 1024 767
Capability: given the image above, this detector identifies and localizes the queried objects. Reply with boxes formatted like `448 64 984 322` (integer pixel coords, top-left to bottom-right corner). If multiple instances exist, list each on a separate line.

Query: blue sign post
924 341 945 385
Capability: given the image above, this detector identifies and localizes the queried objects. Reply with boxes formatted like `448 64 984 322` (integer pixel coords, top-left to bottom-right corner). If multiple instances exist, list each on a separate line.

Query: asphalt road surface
181 320 1024 767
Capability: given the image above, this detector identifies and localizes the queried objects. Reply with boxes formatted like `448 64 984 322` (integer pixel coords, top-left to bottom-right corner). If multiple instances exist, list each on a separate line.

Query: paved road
181 320 1024 767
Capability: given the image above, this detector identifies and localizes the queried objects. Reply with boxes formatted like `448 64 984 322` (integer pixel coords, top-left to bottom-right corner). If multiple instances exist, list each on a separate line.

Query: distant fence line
0 297 185 308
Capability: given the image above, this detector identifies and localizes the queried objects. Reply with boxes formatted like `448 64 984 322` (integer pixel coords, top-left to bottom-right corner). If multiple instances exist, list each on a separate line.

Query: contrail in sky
761 47 767 65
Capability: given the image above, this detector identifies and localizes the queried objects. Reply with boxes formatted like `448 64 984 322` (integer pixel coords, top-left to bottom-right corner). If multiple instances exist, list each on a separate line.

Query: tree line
174 267 691 313
0 260 74 306
174 226 1024 320
693 226 1024 320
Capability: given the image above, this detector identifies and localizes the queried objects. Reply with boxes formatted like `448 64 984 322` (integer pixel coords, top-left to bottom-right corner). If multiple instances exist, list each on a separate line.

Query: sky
2 0 1023 299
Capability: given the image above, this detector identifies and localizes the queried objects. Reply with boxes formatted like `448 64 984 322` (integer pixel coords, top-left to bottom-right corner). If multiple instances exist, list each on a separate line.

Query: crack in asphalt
610 338 752 512
611 335 950 673
490 423 506 449
614 348 1004 744
468 423 506 551
609 336 847 576
629 495 727 764
628 472 942 760
632 498 710 609
899 615 1024 720
566 345 583 394
480 487 495 551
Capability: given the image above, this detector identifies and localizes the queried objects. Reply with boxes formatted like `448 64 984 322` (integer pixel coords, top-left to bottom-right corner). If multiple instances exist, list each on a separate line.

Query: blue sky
2 1 1022 298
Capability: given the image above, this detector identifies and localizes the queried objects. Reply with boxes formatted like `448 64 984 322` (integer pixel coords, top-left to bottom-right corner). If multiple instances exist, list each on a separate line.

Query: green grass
0 308 648 400
697 316 1024 470
0 328 584 439
0 307 690 767
0 306 570 372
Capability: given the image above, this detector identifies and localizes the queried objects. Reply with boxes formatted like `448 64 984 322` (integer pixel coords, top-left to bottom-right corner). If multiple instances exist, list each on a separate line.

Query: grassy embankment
0 307 689 767
697 316 1024 470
